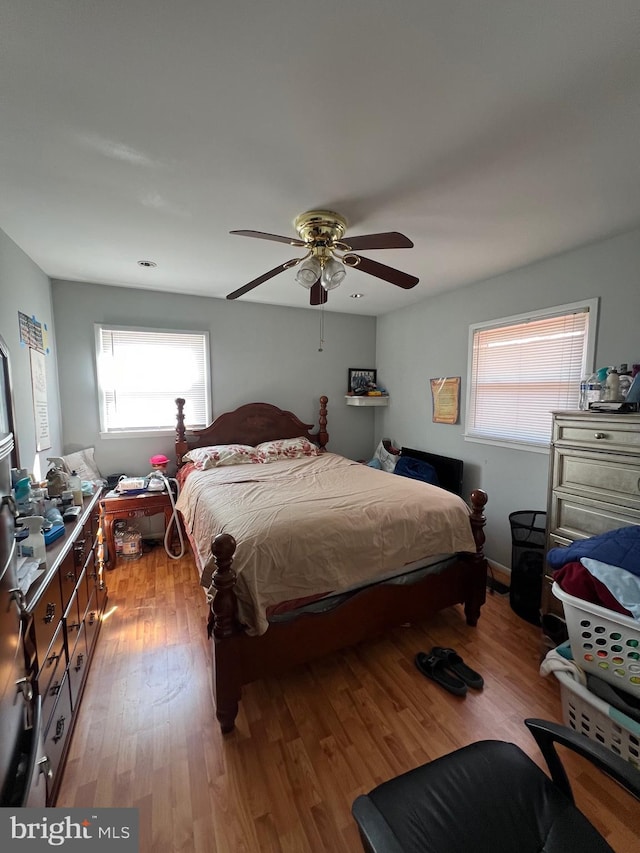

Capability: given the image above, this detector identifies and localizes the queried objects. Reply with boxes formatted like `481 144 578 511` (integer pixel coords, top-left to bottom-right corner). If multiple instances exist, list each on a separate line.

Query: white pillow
256 437 320 463
61 447 103 482
183 444 261 470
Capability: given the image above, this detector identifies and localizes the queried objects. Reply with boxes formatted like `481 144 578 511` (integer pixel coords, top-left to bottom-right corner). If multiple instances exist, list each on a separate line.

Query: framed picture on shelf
348 368 377 394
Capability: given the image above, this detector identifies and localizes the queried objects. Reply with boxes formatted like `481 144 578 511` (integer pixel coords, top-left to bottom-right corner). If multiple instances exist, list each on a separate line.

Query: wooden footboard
207 489 488 732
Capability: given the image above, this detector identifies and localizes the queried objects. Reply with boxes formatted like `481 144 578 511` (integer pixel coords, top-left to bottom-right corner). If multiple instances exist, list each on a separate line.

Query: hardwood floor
57 547 640 852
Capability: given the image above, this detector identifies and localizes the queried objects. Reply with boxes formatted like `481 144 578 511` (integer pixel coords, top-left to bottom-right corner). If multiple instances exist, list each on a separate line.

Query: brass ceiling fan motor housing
294 210 348 259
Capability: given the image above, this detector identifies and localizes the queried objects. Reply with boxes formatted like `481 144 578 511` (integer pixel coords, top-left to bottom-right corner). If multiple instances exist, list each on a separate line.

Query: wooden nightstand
99 489 178 567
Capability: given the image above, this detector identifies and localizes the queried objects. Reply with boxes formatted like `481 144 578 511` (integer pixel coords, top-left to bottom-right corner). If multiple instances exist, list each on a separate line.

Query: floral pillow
182 444 260 470
256 436 320 463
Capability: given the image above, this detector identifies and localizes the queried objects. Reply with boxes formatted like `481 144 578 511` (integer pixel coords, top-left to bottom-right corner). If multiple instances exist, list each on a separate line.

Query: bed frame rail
207 487 488 732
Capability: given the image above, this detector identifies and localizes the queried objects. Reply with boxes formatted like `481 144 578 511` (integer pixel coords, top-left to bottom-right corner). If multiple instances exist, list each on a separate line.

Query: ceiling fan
226 209 419 305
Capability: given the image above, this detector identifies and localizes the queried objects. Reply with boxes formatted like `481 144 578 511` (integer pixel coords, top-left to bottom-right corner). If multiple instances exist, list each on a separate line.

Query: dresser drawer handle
593 432 607 439
52 714 66 744
37 756 53 780
43 602 56 624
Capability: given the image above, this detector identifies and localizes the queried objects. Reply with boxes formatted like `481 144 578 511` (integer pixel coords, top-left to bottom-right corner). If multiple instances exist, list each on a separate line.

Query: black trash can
508 510 546 626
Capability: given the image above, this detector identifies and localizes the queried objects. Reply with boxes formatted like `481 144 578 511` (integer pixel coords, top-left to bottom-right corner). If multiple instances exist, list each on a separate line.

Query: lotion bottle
605 368 620 402
68 470 83 507
20 516 47 567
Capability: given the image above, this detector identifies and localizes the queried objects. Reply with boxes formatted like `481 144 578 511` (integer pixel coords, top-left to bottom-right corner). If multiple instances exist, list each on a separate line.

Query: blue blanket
393 456 440 486
547 525 640 577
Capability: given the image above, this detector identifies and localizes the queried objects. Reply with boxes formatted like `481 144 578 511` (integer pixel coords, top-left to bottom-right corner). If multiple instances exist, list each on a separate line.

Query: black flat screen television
400 446 464 497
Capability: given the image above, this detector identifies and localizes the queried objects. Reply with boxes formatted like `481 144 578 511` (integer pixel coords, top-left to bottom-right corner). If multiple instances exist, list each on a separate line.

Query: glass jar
120 525 142 560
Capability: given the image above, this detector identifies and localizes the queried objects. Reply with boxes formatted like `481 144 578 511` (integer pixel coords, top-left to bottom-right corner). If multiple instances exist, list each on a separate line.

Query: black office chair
352 719 640 853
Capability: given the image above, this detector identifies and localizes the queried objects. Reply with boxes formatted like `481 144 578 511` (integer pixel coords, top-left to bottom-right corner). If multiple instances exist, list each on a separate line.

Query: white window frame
464 299 598 453
95 324 211 439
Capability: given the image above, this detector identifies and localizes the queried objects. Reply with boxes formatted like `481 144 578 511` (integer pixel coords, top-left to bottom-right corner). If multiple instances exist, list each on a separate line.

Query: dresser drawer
40 646 66 731
553 414 640 453
544 533 572 580
32 577 64 670
552 448 640 511
68 624 88 710
42 674 72 799
549 491 640 541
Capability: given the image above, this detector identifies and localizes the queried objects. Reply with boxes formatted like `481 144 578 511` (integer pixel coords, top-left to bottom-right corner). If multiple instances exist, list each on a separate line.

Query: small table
99 489 178 567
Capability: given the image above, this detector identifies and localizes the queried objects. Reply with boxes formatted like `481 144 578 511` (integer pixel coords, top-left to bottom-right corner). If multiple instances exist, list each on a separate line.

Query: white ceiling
2 2 640 316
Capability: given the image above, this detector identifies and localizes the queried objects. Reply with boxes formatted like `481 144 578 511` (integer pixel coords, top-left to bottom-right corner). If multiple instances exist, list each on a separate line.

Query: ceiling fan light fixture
295 256 321 288
321 256 346 291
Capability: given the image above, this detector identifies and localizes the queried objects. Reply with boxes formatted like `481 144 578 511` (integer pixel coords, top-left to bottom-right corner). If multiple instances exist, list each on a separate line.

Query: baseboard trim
486 560 510 595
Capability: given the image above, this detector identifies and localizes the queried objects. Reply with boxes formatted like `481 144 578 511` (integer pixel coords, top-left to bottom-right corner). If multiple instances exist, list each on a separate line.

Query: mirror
0 335 19 468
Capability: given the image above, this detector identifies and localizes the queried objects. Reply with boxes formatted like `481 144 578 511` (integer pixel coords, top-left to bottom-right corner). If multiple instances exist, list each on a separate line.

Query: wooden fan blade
226 262 293 299
309 279 327 306
350 255 419 289
230 229 305 247
342 232 414 250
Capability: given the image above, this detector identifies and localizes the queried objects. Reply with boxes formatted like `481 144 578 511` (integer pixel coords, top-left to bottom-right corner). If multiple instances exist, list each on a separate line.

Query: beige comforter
176 452 477 635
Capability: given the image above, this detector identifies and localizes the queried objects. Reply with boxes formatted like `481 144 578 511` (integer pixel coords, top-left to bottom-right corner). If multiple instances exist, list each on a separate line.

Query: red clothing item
554 561 633 617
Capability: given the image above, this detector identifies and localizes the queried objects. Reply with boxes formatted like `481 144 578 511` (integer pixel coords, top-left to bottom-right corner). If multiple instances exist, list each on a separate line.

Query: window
95 325 210 437
465 299 598 450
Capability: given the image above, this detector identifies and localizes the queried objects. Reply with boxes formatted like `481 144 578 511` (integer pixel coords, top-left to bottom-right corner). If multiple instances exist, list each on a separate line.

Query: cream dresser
543 410 640 631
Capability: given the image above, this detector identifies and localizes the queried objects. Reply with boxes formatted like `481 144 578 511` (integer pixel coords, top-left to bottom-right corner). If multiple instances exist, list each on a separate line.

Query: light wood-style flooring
57 547 640 852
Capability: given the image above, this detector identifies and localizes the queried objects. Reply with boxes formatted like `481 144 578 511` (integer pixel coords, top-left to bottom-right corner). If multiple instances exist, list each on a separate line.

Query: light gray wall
376 226 640 569
0 229 63 480
51 280 377 478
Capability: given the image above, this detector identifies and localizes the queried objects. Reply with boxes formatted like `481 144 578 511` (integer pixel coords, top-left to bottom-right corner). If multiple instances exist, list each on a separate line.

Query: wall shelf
345 395 389 407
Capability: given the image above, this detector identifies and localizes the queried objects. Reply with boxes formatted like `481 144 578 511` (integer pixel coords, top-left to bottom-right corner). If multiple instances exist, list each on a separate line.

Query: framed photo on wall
348 368 377 394
430 376 460 424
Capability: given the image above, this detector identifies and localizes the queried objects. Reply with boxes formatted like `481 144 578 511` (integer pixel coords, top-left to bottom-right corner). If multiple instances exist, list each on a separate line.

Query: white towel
539 648 587 685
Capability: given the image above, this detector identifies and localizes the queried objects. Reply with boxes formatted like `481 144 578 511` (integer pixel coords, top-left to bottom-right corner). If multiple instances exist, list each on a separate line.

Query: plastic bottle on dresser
68 470 83 507
579 375 590 410
582 373 602 408
618 364 632 399
604 368 620 402
20 516 47 567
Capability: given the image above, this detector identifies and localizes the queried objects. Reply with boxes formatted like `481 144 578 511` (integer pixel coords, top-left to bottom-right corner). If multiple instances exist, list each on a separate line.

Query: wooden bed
174 395 488 732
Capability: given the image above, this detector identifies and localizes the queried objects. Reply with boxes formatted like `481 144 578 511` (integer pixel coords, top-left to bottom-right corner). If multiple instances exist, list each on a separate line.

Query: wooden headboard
175 396 329 468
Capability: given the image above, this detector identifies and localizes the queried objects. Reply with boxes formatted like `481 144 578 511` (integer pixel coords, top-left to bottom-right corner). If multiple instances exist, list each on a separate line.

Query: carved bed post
209 533 239 639
209 533 242 733
317 395 329 450
465 488 488 626
175 397 187 469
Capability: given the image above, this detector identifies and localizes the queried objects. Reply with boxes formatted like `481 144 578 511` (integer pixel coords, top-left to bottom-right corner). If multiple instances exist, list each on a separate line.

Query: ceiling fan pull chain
318 306 325 352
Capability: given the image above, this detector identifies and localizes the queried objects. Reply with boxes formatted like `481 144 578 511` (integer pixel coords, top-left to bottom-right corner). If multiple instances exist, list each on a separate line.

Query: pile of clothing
541 641 640 724
547 525 640 620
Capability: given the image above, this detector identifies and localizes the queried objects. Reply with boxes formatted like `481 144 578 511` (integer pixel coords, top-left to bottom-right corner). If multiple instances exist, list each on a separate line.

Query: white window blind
96 325 210 434
466 301 596 447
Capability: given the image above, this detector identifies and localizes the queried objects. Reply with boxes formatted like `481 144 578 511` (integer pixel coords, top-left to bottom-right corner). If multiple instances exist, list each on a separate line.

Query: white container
604 368 621 402
554 669 640 770
68 470 83 507
552 582 640 697
120 525 142 560
20 516 47 567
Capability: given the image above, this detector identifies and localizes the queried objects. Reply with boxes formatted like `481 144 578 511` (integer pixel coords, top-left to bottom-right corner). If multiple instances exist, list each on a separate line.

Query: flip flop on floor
414 652 467 696
431 647 484 690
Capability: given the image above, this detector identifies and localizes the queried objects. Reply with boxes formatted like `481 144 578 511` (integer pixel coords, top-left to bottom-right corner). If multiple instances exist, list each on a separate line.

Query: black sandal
431 647 484 690
414 652 467 696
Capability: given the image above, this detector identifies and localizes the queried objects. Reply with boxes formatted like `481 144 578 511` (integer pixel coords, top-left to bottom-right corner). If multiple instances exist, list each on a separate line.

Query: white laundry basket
552 582 640 698
554 669 640 770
